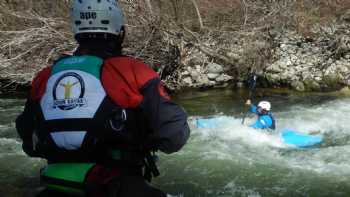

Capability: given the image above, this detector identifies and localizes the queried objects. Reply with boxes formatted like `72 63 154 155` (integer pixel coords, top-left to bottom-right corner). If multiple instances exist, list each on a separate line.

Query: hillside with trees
1 0 350 92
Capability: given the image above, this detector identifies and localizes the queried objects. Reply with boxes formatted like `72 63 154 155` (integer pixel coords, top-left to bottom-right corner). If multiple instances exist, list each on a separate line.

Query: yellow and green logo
53 72 87 110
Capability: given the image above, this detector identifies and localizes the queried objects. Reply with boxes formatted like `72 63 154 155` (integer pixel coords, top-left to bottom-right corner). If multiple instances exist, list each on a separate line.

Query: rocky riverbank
173 20 350 92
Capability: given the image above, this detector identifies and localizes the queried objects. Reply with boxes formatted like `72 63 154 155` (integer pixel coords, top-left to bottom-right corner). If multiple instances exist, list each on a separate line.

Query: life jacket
257 112 276 130
268 112 276 130
33 55 148 162
32 55 162 196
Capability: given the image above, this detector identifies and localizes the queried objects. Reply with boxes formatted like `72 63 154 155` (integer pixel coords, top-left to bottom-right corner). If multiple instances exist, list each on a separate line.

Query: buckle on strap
144 151 160 182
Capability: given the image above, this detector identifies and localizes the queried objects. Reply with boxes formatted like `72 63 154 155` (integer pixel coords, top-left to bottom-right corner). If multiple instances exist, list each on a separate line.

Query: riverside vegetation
0 0 350 92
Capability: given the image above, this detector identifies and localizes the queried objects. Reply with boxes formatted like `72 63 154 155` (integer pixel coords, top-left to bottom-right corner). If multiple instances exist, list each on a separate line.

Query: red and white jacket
16 55 190 161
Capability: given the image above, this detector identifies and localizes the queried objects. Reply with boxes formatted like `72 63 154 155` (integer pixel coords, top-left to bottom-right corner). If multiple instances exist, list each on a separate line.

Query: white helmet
258 101 271 111
71 0 124 37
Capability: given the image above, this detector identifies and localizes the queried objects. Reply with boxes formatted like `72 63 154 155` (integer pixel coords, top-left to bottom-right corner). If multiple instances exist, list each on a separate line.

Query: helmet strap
74 30 125 59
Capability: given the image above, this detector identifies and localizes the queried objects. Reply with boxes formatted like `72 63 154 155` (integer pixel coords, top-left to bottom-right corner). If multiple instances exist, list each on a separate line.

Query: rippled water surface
1 89 350 196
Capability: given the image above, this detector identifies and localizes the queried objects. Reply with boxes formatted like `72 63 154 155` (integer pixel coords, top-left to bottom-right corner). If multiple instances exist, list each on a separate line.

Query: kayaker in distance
245 99 276 130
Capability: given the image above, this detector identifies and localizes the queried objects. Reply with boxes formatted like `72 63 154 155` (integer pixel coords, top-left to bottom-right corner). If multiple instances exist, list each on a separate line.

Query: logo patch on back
53 72 87 110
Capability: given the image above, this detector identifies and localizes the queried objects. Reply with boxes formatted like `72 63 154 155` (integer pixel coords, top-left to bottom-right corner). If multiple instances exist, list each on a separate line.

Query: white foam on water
191 116 288 150
0 137 21 146
277 98 350 136
222 181 262 197
190 97 350 177
0 124 9 129
286 145 350 177
0 138 24 157
274 98 350 175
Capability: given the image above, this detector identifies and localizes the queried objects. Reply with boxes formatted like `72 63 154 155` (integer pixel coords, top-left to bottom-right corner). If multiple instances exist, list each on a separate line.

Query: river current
1 89 350 196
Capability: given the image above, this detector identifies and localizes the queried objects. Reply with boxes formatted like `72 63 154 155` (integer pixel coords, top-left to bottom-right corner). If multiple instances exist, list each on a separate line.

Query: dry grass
0 0 74 91
0 0 349 91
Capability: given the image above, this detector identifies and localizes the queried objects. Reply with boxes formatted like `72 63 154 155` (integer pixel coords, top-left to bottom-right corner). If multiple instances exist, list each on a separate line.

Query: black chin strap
74 30 125 59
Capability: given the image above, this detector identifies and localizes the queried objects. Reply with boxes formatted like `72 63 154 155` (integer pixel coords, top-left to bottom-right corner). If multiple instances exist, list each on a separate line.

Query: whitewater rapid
1 94 350 196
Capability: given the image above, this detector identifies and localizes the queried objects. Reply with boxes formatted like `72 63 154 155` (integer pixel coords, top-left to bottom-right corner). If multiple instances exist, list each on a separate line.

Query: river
1 88 350 197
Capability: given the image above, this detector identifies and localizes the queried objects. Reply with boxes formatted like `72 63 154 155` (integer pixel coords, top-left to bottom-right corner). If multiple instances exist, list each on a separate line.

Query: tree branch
190 0 203 30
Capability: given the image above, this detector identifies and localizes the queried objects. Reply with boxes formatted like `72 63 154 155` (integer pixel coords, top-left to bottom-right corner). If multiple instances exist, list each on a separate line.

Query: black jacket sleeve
140 78 190 154
16 99 37 157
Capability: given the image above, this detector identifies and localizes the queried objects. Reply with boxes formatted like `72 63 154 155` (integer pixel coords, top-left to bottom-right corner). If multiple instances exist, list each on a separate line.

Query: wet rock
291 81 305 92
303 79 321 91
322 74 343 90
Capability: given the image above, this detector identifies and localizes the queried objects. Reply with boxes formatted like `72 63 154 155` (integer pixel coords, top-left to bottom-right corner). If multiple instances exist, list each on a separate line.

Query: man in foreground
16 0 190 196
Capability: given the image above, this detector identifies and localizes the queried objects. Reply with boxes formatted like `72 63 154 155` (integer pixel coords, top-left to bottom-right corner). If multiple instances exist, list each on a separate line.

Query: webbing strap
42 176 85 190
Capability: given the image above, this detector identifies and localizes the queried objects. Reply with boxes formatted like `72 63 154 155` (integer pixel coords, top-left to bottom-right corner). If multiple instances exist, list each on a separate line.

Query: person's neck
74 44 122 59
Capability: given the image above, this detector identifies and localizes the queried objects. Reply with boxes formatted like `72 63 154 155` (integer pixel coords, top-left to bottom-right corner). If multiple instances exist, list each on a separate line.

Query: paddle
241 73 257 125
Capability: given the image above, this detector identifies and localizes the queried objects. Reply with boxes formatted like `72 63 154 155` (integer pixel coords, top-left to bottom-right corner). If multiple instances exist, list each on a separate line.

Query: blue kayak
196 117 230 129
281 128 322 148
195 117 323 148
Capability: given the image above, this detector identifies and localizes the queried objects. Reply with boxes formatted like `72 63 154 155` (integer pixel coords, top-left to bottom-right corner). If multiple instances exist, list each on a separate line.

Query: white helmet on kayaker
71 0 124 37
258 101 271 111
